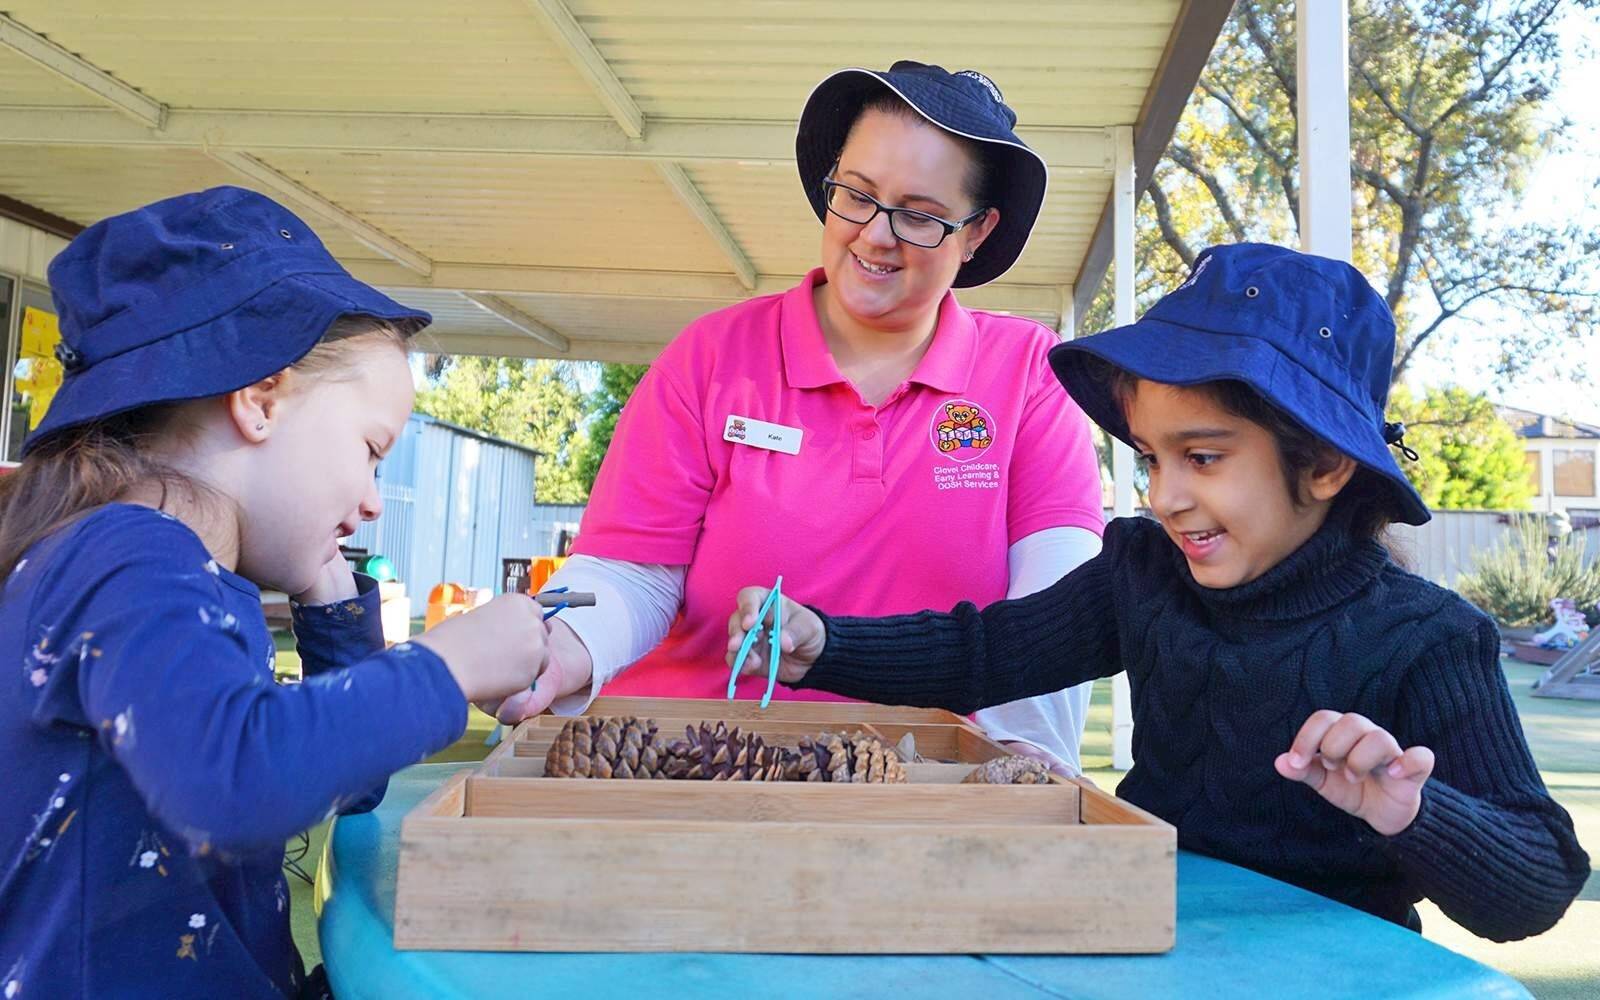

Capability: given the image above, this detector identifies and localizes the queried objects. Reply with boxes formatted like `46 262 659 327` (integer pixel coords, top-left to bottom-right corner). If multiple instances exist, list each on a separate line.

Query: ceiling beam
1072 0 1236 323
208 150 434 276
425 332 661 365
0 106 1115 171
0 15 166 128
461 293 572 353
346 259 1064 315
523 0 644 139
654 162 757 290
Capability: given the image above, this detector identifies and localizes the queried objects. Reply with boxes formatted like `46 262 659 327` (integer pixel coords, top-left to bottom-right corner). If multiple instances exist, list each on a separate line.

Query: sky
1404 9 1600 425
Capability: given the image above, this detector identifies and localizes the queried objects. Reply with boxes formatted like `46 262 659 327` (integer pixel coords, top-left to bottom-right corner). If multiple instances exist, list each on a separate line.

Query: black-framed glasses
821 178 988 249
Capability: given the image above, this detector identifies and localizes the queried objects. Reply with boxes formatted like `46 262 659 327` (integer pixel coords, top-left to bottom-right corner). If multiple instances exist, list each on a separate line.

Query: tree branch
1355 62 1429 138
1167 145 1249 241
1199 80 1290 169
1146 180 1197 268
1243 4 1297 109
1431 2 1561 130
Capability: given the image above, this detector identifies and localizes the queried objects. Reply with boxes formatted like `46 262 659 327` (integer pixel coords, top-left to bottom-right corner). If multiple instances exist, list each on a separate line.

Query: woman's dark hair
847 91 997 215
1100 362 1405 543
0 317 407 580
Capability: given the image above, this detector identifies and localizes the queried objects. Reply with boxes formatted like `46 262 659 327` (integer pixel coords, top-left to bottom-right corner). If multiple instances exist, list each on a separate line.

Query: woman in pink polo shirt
497 62 1106 773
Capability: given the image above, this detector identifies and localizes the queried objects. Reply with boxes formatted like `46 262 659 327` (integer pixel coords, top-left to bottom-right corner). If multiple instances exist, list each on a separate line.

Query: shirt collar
780 268 975 394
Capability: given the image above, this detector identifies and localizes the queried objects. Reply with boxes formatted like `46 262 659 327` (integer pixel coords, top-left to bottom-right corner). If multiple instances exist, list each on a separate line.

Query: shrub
1456 515 1600 628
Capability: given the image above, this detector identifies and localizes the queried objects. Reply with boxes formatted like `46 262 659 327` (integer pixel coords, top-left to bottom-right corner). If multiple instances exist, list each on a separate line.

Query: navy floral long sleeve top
0 504 466 998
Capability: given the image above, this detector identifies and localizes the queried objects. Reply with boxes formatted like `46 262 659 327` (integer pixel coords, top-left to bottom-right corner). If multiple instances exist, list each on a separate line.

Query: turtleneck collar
1174 500 1392 622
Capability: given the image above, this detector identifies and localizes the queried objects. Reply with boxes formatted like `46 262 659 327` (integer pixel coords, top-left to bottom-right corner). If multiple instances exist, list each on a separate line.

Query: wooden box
395 696 1176 954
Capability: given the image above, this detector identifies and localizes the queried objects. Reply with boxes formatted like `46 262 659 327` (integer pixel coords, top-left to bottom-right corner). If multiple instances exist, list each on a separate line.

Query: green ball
358 554 396 581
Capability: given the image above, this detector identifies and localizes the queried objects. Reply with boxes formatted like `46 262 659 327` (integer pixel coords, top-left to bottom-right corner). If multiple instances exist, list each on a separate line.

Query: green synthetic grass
281 650 1597 996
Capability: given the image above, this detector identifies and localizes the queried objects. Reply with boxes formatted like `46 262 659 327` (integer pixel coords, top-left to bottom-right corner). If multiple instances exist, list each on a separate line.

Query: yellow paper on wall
16 307 64 430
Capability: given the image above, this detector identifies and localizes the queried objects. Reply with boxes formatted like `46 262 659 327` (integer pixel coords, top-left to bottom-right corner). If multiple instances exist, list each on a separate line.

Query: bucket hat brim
1049 320 1432 526
795 67 1047 288
24 270 427 456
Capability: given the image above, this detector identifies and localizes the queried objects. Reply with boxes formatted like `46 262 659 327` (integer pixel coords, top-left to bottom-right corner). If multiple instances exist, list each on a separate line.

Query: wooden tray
395 697 1176 954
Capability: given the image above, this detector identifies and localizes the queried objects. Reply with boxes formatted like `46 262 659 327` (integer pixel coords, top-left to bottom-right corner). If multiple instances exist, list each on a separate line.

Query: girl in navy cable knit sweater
727 244 1589 941
0 188 553 998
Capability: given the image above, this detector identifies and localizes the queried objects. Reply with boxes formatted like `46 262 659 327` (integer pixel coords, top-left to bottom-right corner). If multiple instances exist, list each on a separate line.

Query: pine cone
544 718 906 783
961 755 1053 785
664 721 801 781
796 732 907 783
545 716 670 779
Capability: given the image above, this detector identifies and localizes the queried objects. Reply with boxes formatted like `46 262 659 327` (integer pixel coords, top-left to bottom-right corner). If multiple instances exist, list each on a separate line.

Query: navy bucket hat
795 61 1047 288
24 185 430 457
1049 243 1431 526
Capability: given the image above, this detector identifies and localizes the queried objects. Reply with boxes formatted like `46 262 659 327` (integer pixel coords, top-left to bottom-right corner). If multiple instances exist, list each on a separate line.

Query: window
5 281 60 462
1552 448 1597 498
1524 450 1542 495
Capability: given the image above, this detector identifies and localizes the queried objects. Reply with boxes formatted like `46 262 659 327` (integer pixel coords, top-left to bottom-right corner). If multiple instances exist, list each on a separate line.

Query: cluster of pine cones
545 716 909 783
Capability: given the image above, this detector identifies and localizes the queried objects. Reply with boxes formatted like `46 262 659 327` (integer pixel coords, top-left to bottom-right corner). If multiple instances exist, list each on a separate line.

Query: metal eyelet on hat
53 343 84 371
1318 326 1332 339
279 229 293 240
1244 286 1260 298
220 242 234 250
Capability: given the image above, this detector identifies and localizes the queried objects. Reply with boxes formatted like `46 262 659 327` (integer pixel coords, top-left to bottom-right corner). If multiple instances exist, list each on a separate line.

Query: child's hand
1275 710 1435 837
413 594 549 704
724 587 825 684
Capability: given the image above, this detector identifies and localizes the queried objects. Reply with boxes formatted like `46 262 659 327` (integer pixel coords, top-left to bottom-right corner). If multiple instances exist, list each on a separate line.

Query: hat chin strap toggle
1382 420 1421 462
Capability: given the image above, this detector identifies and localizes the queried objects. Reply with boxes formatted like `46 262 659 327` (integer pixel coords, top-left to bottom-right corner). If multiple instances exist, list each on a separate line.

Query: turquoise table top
317 763 1530 1000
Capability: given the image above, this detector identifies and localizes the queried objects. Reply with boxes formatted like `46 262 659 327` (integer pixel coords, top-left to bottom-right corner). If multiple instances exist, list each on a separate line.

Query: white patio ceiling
0 1 1232 363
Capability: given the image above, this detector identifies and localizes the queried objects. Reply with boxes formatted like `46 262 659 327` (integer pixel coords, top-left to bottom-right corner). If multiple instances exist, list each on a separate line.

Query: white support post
1110 125 1136 772
1056 285 1076 340
1296 0 1354 262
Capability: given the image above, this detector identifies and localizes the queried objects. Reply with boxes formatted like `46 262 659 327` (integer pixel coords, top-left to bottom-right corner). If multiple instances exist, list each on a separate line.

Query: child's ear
228 371 291 443
1304 449 1358 503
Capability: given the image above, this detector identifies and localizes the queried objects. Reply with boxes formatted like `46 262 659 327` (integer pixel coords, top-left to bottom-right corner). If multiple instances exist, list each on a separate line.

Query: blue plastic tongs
728 575 783 709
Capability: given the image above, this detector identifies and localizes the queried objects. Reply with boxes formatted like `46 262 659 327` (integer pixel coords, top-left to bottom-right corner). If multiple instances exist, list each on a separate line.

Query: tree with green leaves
574 363 649 494
1387 385 1535 509
1090 0 1600 385
414 356 592 503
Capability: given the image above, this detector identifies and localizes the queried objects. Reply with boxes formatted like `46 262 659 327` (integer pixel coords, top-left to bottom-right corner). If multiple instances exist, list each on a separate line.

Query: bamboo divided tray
395 696 1176 954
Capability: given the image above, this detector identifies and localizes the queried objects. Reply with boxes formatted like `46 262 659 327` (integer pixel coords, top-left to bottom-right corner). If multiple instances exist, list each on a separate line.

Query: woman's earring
255 423 265 431
962 250 975 263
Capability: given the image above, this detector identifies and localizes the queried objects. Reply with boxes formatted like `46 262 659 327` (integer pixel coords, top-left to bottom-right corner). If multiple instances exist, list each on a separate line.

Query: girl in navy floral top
0 188 551 998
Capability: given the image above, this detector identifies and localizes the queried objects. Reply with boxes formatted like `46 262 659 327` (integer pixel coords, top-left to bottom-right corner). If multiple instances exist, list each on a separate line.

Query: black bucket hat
795 61 1047 288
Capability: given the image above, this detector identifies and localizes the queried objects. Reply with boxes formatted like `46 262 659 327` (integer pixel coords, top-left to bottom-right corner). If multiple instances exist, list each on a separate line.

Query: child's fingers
1285 709 1344 769
1384 745 1435 783
1274 751 1327 790
733 587 773 632
1343 728 1403 781
1312 713 1379 771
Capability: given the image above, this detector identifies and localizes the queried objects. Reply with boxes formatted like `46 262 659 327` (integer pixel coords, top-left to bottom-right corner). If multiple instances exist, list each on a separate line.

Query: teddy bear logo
932 400 994 459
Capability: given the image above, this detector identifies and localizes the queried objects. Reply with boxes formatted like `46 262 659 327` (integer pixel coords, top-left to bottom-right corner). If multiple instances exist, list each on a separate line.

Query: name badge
724 415 802 455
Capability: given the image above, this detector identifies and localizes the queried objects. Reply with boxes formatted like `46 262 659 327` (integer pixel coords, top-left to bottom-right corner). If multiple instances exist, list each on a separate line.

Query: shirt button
862 427 877 440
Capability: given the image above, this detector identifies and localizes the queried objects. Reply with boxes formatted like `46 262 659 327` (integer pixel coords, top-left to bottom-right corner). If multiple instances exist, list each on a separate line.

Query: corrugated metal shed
0 1 1234 359
346 413 539 616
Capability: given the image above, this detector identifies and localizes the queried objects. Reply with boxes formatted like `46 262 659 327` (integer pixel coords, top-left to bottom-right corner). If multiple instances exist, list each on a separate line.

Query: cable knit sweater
796 508 1590 941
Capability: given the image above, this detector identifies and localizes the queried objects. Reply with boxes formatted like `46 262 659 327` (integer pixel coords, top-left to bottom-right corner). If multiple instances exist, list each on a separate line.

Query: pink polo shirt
574 269 1103 702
